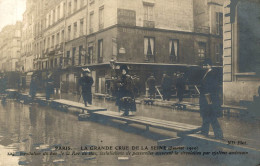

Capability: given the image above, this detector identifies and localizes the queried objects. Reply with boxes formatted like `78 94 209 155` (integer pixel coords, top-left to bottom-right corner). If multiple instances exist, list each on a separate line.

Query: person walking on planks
146 73 156 99
79 68 94 107
45 73 54 100
29 74 37 100
161 73 172 101
199 59 223 139
116 65 136 116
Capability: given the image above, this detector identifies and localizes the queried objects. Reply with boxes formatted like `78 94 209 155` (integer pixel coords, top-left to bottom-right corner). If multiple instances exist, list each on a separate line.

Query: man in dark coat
29 75 37 100
199 59 223 139
79 68 94 107
117 65 136 116
45 73 54 100
146 73 156 99
161 73 172 101
176 73 185 102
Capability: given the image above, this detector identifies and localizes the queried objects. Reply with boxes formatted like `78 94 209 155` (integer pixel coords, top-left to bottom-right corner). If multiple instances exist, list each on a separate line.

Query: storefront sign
118 9 136 26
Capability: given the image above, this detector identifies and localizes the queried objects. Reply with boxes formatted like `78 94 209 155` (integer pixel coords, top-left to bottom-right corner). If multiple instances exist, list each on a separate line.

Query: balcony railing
194 26 210 34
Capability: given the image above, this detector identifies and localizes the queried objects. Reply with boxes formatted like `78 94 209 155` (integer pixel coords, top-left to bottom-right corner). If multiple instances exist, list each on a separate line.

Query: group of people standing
146 72 186 102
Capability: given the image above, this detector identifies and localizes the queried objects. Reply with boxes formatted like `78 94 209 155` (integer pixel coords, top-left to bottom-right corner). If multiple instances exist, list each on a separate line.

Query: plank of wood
53 99 106 111
94 111 196 132
222 105 247 110
100 111 200 129
129 116 199 130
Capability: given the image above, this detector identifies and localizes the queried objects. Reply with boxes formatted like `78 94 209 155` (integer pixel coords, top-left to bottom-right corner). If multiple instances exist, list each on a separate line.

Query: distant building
0 22 22 72
223 0 260 105
20 0 36 72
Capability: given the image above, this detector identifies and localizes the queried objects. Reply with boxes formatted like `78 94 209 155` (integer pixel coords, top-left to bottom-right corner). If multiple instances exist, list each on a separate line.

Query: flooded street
0 98 259 166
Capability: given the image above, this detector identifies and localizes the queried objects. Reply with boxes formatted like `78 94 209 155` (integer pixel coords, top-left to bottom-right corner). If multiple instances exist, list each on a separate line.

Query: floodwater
0 97 259 166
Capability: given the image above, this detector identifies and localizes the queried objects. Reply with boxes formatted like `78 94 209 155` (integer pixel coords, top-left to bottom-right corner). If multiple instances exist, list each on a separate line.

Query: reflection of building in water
223 0 260 105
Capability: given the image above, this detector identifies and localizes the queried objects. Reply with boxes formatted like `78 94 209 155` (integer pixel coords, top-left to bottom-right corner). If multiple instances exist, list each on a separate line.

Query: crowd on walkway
0 59 229 140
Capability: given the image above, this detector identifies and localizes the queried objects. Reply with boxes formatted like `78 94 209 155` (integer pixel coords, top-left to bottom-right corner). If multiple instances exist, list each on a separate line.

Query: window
98 39 103 63
57 5 60 20
99 7 104 30
68 2 72 15
61 30 64 42
49 14 51 26
56 32 60 45
215 43 223 63
169 39 179 62
68 25 71 40
80 19 84 35
143 4 154 21
53 9 56 23
198 42 206 59
216 12 223 35
59 57 63 67
52 35 55 48
74 22 77 38
66 51 70 65
79 45 83 65
89 12 94 33
72 47 76 65
63 2 66 17
144 37 155 60
74 0 77 12
48 37 50 48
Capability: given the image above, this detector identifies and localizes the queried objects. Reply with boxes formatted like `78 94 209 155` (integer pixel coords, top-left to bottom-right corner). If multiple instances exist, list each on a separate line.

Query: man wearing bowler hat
79 68 94 107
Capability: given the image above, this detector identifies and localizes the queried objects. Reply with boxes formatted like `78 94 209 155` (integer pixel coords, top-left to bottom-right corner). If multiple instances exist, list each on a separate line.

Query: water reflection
0 99 259 166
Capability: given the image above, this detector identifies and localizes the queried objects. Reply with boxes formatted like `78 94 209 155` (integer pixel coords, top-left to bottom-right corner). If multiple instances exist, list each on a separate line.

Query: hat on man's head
82 68 91 73
120 64 129 73
202 58 212 66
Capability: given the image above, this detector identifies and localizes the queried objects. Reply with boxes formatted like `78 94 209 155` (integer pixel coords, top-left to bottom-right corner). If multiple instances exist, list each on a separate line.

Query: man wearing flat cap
79 68 94 107
199 59 223 139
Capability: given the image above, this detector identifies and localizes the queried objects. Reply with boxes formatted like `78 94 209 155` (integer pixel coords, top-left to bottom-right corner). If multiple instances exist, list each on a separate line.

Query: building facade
223 0 260 105
0 22 22 72
12 0 224 94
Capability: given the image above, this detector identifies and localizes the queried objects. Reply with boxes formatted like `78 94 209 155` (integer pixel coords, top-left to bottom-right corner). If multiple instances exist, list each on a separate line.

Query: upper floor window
56 32 60 45
63 2 66 17
61 30 64 42
89 12 94 33
74 22 77 38
143 4 154 21
80 19 84 35
74 0 78 12
68 25 71 40
99 6 104 30
68 2 72 15
169 39 179 62
57 5 60 20
216 12 223 35
144 37 155 60
53 9 56 23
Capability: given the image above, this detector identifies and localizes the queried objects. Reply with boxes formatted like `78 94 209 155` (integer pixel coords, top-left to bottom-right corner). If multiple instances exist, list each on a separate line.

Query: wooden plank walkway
51 99 107 112
88 111 201 134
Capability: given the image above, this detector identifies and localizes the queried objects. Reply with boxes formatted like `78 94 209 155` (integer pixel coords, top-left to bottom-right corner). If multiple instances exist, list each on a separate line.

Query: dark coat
117 74 136 111
79 76 94 94
146 76 156 92
199 69 222 117
46 77 54 94
161 75 172 89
